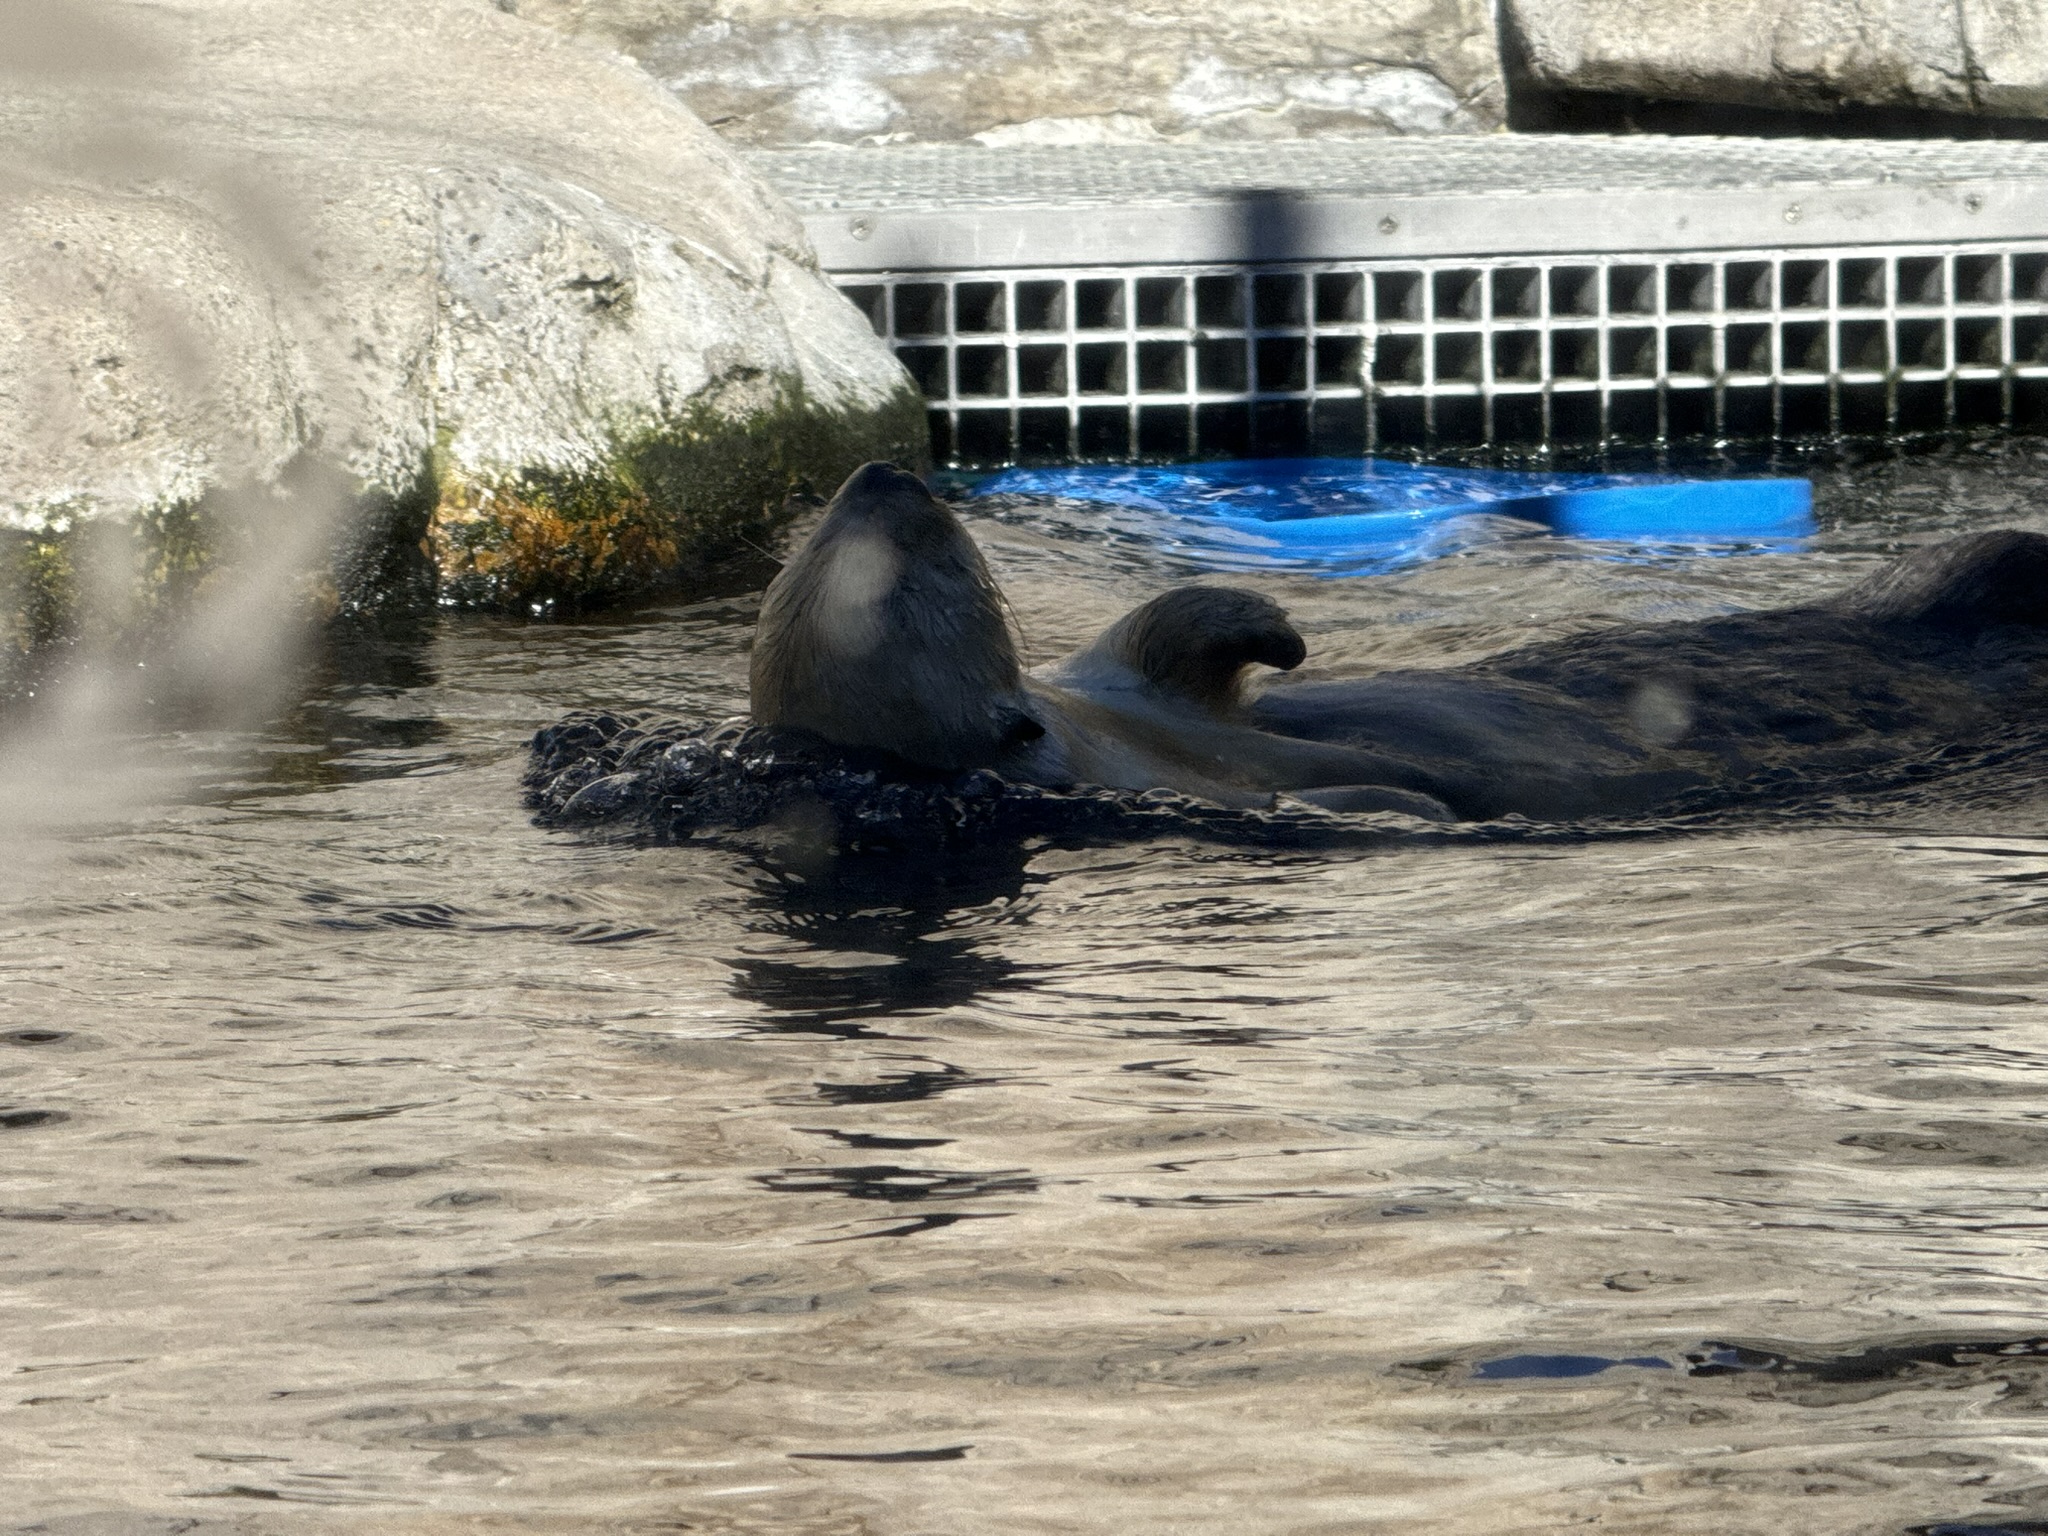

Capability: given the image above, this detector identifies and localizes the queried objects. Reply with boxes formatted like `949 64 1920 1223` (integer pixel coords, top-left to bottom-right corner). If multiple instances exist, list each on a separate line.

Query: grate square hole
955 345 1009 397
1075 342 1127 394
1434 395 1484 445
1608 389 1657 441
1494 393 1544 443
1254 274 1306 329
1727 322 1772 374
1550 266 1600 317
2022 378 2048 428
1608 327 1657 378
956 409 1011 465
1078 406 1129 457
1433 269 1483 321
1839 258 1887 308
1896 318 1946 370
1310 398 1366 454
899 345 949 398
1896 256 1945 306
1667 388 1713 440
1609 266 1658 316
1434 332 1483 383
1315 335 1363 386
1256 337 1307 391
1956 254 2004 305
1316 272 1365 324
1374 271 1425 322
1492 268 1542 319
1725 386 1773 438
1551 390 1601 442
1957 378 2005 425
1135 277 1186 328
1726 261 1773 311
1196 276 1245 328
1782 321 1829 373
1196 402 1250 455
1018 407 1069 458
1075 279 1126 330
1667 325 1714 376
1782 260 1829 310
1667 264 1715 313
2017 315 2048 365
1492 331 1542 382
2018 253 2048 302
954 282 1006 333
1137 405 1191 457
1781 383 1830 436
1551 329 1600 380
1136 341 1186 393
1254 400 1311 454
1373 335 1424 384
1841 381 1888 435
1956 316 2003 366
841 284 886 336
1897 379 1947 433
1015 280 1066 331
1374 396 1427 447
1838 320 1889 372
1195 338 1248 392
895 283 949 336
926 409 952 463
1017 344 1067 397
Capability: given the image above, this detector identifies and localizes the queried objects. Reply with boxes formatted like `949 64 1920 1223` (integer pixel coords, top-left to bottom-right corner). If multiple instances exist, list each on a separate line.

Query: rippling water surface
11 442 2048 1535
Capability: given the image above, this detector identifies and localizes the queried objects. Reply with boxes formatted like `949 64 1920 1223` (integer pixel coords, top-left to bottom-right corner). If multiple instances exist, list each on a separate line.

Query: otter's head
750 462 1043 771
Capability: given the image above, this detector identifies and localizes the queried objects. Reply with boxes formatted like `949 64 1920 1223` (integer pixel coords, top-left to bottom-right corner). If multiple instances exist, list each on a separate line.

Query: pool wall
753 139 2048 463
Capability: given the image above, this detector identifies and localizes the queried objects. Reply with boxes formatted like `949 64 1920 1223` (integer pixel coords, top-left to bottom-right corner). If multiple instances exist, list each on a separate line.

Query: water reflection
728 847 1040 1036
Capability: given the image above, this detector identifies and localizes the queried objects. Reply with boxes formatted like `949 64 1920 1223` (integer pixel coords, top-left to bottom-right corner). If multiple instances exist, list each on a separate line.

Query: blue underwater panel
972 459 1815 575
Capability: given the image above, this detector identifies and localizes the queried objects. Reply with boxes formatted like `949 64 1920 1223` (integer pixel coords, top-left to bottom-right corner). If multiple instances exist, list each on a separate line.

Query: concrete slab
753 136 2048 269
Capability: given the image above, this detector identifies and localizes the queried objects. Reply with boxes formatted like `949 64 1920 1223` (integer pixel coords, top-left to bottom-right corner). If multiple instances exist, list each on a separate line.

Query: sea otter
749 462 2048 823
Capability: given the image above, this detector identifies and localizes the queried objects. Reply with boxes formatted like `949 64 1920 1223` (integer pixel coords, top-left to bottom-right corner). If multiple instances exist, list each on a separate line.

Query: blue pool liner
971 459 1814 574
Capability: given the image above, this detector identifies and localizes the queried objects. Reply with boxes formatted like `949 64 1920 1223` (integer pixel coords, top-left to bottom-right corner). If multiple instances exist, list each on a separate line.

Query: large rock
1504 0 2048 121
507 0 1503 146
0 0 926 634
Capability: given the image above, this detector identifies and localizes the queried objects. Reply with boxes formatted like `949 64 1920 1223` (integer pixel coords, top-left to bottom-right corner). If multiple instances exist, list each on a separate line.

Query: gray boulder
0 0 925 633
507 0 1504 146
1504 0 2048 121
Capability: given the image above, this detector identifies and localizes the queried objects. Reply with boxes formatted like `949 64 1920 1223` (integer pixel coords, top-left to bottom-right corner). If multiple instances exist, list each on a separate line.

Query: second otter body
751 464 2048 822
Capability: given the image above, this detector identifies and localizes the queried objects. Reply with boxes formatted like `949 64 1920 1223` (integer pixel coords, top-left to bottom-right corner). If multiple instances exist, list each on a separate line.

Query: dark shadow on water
726 845 1040 1038
1686 1335 2048 1383
801 1056 1026 1106
753 1163 1039 1202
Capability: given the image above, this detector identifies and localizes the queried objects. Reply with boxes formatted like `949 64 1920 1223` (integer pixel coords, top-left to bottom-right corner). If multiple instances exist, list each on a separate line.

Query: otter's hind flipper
1074 586 1306 714
1837 529 2048 630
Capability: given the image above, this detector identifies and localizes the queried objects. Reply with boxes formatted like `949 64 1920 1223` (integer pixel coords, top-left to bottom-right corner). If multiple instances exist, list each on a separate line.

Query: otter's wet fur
752 463 1450 811
741 462 2048 824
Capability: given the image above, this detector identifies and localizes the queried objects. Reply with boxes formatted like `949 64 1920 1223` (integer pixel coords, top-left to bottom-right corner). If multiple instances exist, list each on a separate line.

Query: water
969 458 1815 576
9 440 2048 1535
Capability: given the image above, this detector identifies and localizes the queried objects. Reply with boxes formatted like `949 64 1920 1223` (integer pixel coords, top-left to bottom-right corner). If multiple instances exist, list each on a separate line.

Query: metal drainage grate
837 246 2048 464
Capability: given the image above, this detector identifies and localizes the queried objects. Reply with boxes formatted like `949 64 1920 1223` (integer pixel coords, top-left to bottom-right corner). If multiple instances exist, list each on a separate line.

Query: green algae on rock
429 377 929 613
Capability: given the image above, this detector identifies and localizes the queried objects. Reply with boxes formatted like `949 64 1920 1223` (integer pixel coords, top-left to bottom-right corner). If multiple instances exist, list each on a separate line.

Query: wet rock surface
509 0 1503 146
524 711 1416 852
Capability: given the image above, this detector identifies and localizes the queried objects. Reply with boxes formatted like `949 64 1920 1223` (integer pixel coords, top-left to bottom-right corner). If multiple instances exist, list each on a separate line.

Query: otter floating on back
743 462 2048 825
